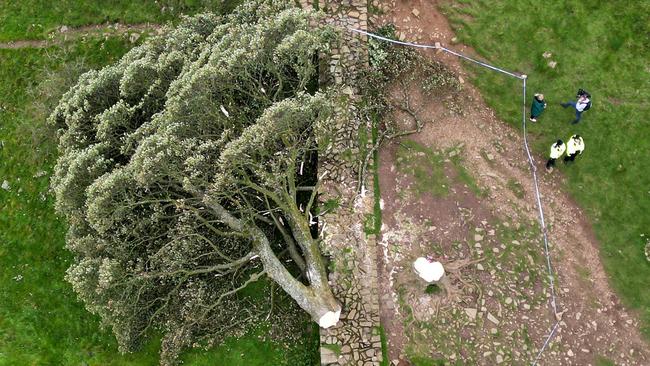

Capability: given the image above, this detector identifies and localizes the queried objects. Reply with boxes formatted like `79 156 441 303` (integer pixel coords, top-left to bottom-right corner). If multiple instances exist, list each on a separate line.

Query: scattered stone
474 234 484 241
321 348 338 364
451 36 459 44
490 328 498 334
505 297 513 304
496 354 503 364
486 153 495 161
1 180 9 190
523 303 531 310
567 349 574 357
483 351 492 357
548 60 557 68
543 51 552 58
477 263 484 271
487 312 500 325
465 308 477 320
412 8 420 17
60 25 69 33
129 32 140 43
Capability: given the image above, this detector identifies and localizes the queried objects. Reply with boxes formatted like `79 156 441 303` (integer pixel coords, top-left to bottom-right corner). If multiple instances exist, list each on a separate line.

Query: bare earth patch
374 1 650 365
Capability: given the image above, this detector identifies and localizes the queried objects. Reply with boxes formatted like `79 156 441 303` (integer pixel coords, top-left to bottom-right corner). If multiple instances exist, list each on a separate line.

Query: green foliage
368 24 396 68
1 35 318 366
49 2 339 364
424 284 442 295
442 0 650 336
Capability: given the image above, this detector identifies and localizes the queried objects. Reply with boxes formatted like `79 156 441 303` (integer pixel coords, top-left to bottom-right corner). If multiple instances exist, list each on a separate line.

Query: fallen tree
50 1 341 363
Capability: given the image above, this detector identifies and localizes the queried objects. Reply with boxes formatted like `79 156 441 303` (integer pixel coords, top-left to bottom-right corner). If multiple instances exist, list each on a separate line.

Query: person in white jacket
561 89 591 124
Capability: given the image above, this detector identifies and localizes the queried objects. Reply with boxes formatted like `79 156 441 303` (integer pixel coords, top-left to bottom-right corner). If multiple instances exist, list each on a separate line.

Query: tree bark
204 197 340 325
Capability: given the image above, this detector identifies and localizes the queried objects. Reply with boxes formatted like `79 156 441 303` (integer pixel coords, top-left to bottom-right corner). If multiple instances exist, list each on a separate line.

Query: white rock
413 257 445 282
1 180 9 190
465 308 477 320
412 9 420 17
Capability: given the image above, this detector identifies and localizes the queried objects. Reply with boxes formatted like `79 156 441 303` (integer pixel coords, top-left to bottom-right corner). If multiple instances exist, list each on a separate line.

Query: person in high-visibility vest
564 134 585 163
546 139 565 172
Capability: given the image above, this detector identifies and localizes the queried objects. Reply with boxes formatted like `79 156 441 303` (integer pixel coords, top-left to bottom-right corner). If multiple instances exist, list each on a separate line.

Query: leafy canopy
50 1 338 363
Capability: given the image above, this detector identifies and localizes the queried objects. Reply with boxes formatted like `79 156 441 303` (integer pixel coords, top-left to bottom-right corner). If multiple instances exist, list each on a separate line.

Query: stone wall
299 1 383 365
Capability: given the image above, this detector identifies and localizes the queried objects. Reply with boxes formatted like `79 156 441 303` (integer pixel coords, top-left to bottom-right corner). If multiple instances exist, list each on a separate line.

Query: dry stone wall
299 1 383 365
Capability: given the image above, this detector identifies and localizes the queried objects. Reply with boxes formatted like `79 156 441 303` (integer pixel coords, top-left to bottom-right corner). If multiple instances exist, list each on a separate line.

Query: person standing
561 89 591 124
546 139 565 172
563 135 585 163
530 93 547 122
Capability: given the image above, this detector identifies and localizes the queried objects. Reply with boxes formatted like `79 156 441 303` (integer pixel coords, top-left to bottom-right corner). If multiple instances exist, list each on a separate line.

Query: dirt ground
374 1 650 365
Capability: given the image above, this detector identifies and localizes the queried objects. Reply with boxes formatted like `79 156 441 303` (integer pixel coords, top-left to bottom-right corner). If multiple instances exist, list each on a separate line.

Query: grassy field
0 0 244 41
0 1 318 365
441 0 650 336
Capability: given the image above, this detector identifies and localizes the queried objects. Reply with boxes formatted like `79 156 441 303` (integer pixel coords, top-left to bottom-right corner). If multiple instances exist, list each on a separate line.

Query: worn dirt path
0 23 162 49
374 1 649 365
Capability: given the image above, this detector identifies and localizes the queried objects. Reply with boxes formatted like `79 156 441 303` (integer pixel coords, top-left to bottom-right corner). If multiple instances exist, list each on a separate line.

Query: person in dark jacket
530 93 546 122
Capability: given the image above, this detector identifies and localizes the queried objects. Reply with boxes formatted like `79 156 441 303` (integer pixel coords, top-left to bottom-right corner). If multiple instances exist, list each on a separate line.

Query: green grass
0 0 244 41
441 0 650 336
595 355 616 366
321 343 342 357
372 115 383 235
408 354 446 366
506 179 525 199
449 153 488 198
0 3 318 363
379 326 389 366
396 140 450 197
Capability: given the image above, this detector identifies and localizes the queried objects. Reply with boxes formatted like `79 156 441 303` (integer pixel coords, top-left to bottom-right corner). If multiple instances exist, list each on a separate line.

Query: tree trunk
205 198 341 326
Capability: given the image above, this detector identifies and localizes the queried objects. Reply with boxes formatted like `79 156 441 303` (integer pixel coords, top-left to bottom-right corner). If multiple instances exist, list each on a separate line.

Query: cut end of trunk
318 307 342 328
414 257 445 283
